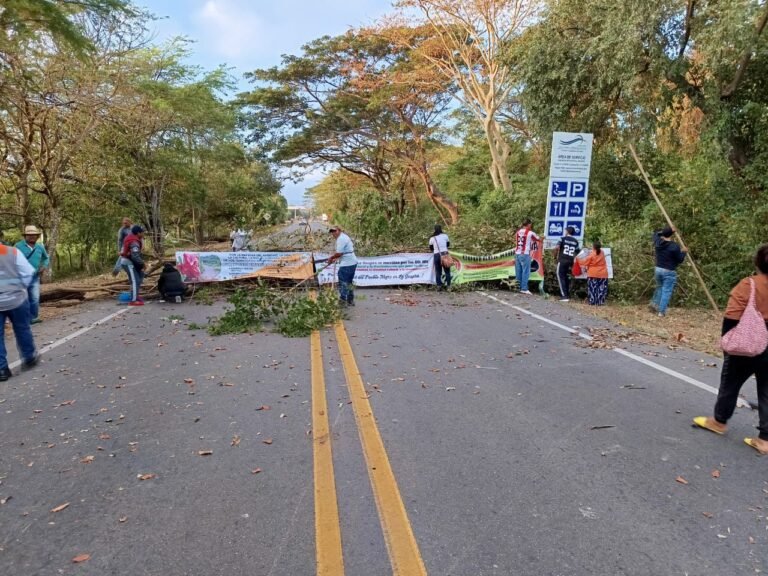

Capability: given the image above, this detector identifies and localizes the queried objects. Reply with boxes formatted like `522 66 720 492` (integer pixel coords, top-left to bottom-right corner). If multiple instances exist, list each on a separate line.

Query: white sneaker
520 290 533 295
560 298 570 302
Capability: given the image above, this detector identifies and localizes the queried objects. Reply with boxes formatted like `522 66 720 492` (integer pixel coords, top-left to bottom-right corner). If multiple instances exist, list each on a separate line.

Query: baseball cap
131 225 145 234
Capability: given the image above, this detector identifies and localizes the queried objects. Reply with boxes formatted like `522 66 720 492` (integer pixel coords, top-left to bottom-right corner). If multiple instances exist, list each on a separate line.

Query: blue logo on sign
548 221 564 236
570 182 587 197
550 202 566 217
566 221 583 235
559 135 585 145
568 202 584 217
551 181 568 197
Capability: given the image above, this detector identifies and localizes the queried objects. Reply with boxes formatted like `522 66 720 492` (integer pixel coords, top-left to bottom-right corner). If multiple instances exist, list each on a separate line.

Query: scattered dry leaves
50 502 70 513
675 476 689 485
72 554 91 563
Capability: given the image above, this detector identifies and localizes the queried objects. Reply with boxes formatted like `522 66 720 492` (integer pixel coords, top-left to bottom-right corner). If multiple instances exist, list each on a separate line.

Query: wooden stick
629 143 720 312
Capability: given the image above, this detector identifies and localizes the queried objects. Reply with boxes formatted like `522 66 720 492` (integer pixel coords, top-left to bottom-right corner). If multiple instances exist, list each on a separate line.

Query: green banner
451 248 544 285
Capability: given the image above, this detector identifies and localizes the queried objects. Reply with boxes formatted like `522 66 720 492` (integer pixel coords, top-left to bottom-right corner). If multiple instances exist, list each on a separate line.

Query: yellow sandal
692 416 726 435
744 437 768 455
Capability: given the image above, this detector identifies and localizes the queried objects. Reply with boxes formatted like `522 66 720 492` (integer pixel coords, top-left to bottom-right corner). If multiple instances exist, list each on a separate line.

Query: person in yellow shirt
576 241 609 305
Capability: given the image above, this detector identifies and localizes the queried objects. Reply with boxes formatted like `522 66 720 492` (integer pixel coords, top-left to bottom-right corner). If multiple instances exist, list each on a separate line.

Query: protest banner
451 246 544 285
175 251 314 283
317 253 433 286
317 247 544 286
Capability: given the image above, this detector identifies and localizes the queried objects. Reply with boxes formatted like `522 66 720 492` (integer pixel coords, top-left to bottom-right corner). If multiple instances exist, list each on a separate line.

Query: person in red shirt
514 218 539 295
576 241 609 305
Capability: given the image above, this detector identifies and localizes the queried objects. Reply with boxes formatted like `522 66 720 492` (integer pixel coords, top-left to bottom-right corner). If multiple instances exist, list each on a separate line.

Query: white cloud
195 0 265 59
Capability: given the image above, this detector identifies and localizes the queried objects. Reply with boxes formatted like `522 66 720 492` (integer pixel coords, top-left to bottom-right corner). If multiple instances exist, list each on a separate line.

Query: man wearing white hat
15 225 50 324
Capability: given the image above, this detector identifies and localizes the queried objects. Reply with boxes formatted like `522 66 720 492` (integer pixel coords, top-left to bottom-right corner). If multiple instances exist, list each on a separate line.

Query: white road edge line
479 292 749 409
9 307 130 370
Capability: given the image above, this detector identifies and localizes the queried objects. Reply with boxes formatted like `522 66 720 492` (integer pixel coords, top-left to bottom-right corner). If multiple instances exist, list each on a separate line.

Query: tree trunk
417 164 459 224
484 116 512 192
143 184 165 258
44 201 62 281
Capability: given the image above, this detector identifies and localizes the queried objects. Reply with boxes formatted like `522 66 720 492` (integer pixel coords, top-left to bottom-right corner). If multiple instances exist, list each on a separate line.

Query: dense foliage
0 2 286 276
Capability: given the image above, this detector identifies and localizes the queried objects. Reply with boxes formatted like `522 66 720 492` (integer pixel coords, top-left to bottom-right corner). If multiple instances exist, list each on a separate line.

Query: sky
138 0 394 206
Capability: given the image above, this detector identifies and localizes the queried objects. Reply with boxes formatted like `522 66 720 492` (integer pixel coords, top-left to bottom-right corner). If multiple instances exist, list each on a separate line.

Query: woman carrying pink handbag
693 244 768 454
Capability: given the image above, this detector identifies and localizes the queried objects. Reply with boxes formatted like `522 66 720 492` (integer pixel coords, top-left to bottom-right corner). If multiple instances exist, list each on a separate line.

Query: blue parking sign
551 181 569 198
549 201 566 217
570 181 587 197
568 202 585 217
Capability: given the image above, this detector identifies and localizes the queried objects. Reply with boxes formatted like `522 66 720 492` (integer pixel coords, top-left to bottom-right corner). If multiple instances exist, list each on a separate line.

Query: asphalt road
1 288 766 576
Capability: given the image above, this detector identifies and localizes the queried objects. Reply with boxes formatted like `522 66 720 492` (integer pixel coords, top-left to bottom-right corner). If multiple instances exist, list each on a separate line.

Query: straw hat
24 225 42 236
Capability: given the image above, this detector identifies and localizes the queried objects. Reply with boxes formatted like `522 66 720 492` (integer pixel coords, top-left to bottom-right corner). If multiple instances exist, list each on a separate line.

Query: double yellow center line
311 319 427 575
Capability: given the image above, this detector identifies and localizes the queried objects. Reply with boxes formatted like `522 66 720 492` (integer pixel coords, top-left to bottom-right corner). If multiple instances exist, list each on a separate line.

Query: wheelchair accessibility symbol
551 181 568 197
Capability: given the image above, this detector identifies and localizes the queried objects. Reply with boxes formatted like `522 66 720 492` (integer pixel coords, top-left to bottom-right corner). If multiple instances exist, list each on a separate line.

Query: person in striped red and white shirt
514 218 539 294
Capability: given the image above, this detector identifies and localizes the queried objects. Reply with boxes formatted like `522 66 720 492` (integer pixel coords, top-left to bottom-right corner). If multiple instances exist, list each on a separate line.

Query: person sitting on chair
157 262 187 303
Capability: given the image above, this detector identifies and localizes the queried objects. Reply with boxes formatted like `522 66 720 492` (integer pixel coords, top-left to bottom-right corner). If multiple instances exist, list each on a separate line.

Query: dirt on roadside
570 301 722 356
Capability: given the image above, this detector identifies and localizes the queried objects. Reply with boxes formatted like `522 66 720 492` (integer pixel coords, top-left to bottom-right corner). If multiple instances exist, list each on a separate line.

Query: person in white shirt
514 218 539 295
0 242 39 380
429 225 451 291
326 226 358 306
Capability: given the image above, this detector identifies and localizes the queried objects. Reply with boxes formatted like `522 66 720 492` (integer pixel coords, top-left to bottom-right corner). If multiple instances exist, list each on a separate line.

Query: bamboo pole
629 143 720 312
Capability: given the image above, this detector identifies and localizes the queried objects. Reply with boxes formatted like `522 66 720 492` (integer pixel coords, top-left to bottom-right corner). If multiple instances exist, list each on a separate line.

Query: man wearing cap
326 226 358 306
651 226 688 317
15 225 50 324
121 225 146 306
0 241 39 380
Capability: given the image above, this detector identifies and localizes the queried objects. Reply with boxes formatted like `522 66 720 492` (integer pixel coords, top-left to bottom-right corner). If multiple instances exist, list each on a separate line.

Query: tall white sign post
544 132 594 248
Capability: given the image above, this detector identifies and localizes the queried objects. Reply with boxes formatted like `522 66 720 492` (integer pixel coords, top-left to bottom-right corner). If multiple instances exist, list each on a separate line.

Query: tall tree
387 0 542 192
241 32 460 223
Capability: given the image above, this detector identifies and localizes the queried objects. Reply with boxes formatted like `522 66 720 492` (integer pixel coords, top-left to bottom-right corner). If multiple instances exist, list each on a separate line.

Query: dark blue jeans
0 300 37 369
433 253 452 287
337 264 357 304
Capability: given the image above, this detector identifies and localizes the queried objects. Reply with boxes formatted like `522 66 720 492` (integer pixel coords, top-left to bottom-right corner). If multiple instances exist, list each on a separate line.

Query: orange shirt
725 273 768 321
578 251 609 279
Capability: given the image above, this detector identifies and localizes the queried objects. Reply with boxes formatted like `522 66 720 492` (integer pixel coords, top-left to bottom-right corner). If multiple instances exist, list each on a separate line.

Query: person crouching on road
576 241 609 305
0 242 40 381
429 224 451 291
15 225 50 324
327 226 358 306
554 226 580 302
121 225 146 306
651 226 687 317
158 262 187 303
693 244 768 454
